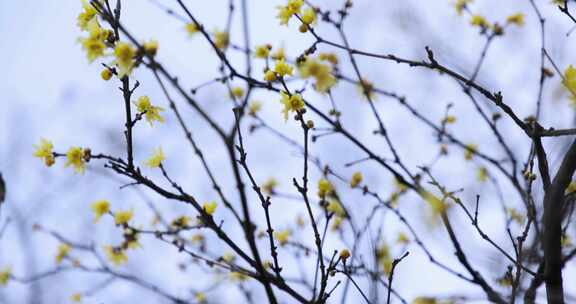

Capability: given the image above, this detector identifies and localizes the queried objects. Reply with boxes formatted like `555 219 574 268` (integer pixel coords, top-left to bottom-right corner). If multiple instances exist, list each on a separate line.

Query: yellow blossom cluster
274 229 291 245
135 96 165 126
55 244 71 264
563 65 576 105
280 92 305 121
0 267 11 286
104 245 128 266
33 138 55 167
277 0 304 25
350 171 363 188
203 201 218 215
146 147 165 168
298 57 337 93
317 178 334 199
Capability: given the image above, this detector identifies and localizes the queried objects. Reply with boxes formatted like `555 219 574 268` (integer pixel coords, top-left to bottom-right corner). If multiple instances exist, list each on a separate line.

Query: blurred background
1 0 576 303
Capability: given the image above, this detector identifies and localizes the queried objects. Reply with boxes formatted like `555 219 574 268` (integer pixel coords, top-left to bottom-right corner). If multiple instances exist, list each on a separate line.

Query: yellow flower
222 252 236 263
65 147 87 174
214 30 229 50
191 233 204 244
274 59 294 77
271 47 286 61
249 101 262 116
376 243 392 274
229 271 249 281
396 232 410 244
506 13 525 26
453 0 472 15
79 20 110 63
464 144 477 160
563 65 576 100
143 39 159 56
274 229 290 245
171 216 191 228
298 57 336 92
114 209 133 225
146 147 165 168
104 246 128 266
470 15 489 28
264 69 277 82
203 201 217 215
0 267 11 286
77 0 98 31
331 216 343 231
231 87 244 99
443 115 456 124
185 23 199 36
319 52 338 65
327 199 345 217
55 244 71 264
317 178 334 199
280 92 305 121
276 0 304 25
350 171 363 188
114 42 135 78
33 138 55 167
91 200 110 222
412 297 438 304
262 178 279 194
194 292 207 303
477 167 488 182
339 249 351 260
135 96 165 126
301 7 317 25
418 189 447 216
254 44 271 58
70 293 82 302
100 68 113 81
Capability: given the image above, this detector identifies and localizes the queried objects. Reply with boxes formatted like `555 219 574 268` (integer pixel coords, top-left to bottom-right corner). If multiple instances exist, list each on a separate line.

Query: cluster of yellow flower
0 267 11 286
452 0 524 35
563 65 576 107
77 1 159 80
33 139 90 173
135 96 165 126
279 92 305 122
273 229 291 245
298 56 337 93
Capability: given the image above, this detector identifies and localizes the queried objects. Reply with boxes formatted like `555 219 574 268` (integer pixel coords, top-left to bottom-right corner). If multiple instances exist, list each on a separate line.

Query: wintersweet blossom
55 244 71 264
33 138 55 167
506 13 525 26
91 200 110 222
104 246 128 266
146 147 165 168
203 201 218 215
114 209 133 225
274 59 294 77
273 229 290 245
114 42 135 78
279 92 305 121
0 267 10 286
214 31 229 49
317 178 334 199
135 96 165 126
65 147 87 174
350 172 363 188
254 44 271 58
